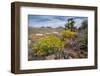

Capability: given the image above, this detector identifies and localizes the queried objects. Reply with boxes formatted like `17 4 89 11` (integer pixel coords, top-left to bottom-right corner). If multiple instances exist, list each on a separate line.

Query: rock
68 56 73 59
46 54 56 60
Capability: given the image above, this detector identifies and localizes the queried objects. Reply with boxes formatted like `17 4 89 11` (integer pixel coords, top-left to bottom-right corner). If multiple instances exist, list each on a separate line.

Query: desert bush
60 30 76 41
32 35 64 56
77 29 87 51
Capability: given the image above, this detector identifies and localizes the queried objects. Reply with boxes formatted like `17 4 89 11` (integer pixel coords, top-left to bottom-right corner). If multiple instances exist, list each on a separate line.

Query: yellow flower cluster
32 35 64 56
61 30 76 41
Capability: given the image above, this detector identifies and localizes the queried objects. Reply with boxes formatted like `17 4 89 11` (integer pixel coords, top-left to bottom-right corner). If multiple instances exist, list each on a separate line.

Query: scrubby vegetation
32 35 64 56
28 18 88 60
60 30 76 41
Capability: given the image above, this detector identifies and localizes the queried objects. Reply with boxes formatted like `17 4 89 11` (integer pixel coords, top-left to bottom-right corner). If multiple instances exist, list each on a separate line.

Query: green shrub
60 30 76 41
32 35 64 56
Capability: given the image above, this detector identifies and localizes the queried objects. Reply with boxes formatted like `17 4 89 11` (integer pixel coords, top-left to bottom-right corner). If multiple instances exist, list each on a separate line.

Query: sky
28 15 87 28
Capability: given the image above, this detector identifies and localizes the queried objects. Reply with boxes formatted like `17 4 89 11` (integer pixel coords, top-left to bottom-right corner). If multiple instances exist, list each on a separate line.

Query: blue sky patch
28 15 87 28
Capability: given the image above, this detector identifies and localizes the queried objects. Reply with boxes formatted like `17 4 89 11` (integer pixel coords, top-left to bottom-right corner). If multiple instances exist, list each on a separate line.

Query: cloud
28 15 87 28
